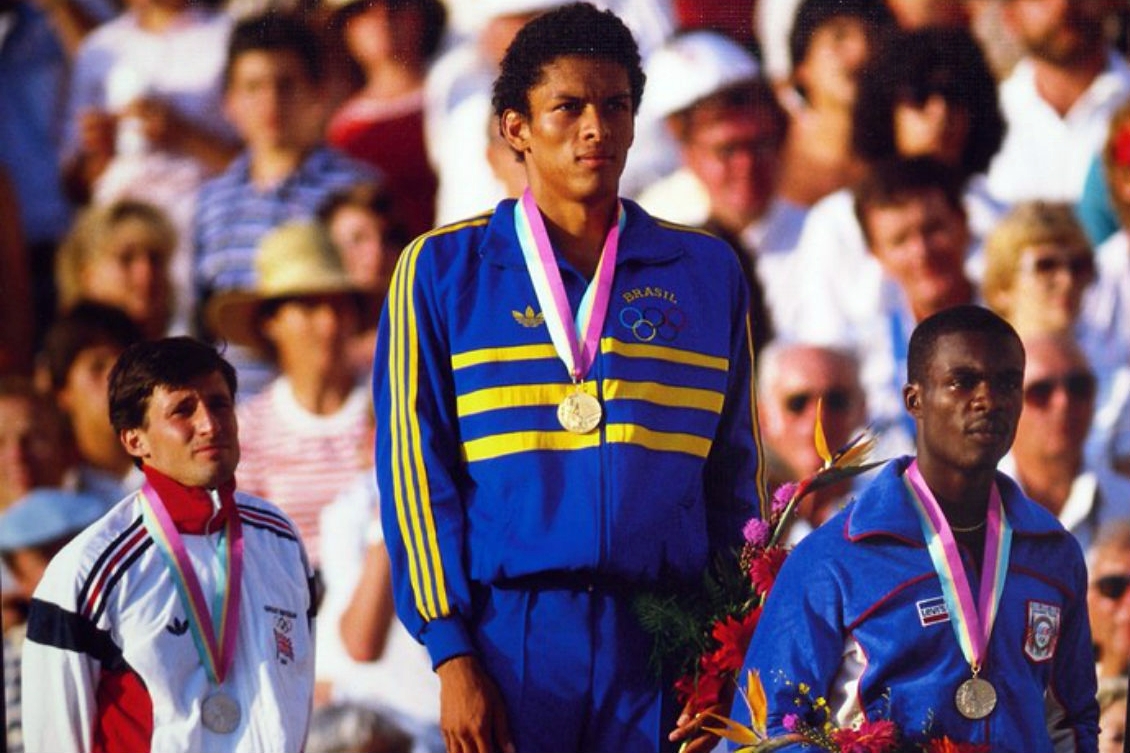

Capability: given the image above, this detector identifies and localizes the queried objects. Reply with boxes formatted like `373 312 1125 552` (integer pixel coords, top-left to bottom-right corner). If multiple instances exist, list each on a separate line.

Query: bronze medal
558 391 602 434
201 691 242 734
954 676 997 720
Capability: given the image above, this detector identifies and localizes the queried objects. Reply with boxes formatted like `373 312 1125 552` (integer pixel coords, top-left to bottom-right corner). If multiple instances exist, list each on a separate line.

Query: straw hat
205 221 368 350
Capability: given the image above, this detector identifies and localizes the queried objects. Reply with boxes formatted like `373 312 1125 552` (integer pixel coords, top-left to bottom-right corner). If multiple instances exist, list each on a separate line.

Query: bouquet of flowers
705 670 992 753
633 405 883 717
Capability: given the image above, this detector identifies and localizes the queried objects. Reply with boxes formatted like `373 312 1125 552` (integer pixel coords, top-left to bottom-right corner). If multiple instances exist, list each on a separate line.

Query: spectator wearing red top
325 0 447 239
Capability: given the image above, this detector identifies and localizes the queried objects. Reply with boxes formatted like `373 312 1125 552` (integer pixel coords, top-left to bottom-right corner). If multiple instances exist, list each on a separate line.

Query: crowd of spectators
3 0 1130 751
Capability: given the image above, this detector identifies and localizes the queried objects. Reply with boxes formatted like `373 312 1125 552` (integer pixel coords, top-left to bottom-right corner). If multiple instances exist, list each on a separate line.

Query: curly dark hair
907 305 1021 386
491 2 645 120
852 27 1004 178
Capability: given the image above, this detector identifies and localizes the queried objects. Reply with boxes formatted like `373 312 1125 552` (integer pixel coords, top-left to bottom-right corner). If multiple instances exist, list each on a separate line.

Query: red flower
749 547 788 595
831 719 899 753
674 665 727 712
708 609 761 672
924 738 991 753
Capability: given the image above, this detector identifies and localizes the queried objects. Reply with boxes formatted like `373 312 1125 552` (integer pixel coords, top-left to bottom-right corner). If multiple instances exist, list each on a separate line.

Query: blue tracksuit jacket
374 198 765 669
735 456 1098 752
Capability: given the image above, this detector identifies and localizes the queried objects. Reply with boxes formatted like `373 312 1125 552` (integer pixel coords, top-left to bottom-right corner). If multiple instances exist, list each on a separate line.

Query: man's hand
435 655 514 753
668 699 724 753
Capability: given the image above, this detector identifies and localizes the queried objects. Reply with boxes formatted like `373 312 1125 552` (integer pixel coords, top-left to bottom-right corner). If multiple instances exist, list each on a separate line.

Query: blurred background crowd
2 0 1130 751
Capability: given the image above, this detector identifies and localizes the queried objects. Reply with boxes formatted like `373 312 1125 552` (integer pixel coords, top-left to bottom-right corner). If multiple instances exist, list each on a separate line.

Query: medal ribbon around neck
514 188 624 384
140 483 243 685
904 460 1012 674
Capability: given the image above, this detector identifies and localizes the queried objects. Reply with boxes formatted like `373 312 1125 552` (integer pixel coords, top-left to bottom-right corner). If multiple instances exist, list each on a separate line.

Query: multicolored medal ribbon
514 188 624 434
140 483 244 733
904 460 1011 720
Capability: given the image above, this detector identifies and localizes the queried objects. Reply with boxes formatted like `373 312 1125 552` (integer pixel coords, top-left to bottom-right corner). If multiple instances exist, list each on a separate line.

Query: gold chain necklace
950 519 987 534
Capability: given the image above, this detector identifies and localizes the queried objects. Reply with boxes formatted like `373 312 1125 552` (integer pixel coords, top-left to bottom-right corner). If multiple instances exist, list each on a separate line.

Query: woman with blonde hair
982 196 1129 475
55 199 175 339
981 200 1096 337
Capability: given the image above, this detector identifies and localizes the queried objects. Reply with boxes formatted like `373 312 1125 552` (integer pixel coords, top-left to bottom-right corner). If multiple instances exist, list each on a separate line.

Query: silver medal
201 692 242 734
954 676 997 720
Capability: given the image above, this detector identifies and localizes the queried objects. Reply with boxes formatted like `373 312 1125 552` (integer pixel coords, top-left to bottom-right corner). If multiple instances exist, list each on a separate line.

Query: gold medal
954 676 997 720
558 390 602 434
201 691 242 733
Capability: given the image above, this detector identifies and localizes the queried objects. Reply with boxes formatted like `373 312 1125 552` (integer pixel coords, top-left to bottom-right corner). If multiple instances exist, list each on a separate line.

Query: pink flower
771 482 799 514
782 713 800 732
743 517 771 547
832 719 899 753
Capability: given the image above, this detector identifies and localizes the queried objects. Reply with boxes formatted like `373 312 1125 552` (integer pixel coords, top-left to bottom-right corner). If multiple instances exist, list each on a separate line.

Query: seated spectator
1091 101 1130 475
36 302 145 508
1 489 107 753
999 333 1130 553
325 0 447 239
635 30 798 338
316 182 409 377
981 201 1126 471
810 157 979 456
783 27 1005 342
205 221 373 568
61 0 241 330
193 11 378 399
774 0 895 208
0 377 73 511
55 198 176 339
986 0 1130 206
1087 521 1130 681
982 202 1097 339
756 340 868 541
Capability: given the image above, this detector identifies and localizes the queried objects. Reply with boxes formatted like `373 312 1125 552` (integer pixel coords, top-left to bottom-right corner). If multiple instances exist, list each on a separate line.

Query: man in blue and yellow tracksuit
373 5 765 753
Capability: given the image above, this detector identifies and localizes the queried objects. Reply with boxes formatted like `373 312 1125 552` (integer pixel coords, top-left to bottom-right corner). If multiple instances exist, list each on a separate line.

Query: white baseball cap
640 30 761 123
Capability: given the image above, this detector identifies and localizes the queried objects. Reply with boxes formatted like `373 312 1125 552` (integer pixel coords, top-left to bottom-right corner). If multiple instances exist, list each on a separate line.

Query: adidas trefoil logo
512 305 544 328
167 617 190 636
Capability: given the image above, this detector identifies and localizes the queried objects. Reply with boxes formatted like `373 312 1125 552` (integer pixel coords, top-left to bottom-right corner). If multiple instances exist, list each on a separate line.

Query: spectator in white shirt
985 0 1130 205
1000 332 1130 554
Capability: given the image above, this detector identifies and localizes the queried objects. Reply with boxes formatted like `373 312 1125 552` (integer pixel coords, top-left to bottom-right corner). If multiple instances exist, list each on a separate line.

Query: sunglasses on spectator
1019 253 1095 280
783 389 854 415
1023 372 1097 408
1094 573 1130 600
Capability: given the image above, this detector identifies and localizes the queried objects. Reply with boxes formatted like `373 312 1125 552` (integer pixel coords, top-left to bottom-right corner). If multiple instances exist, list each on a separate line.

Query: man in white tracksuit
22 336 316 752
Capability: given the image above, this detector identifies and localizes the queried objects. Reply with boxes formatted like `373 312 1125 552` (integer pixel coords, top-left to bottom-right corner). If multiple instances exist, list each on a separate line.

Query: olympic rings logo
618 306 687 342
